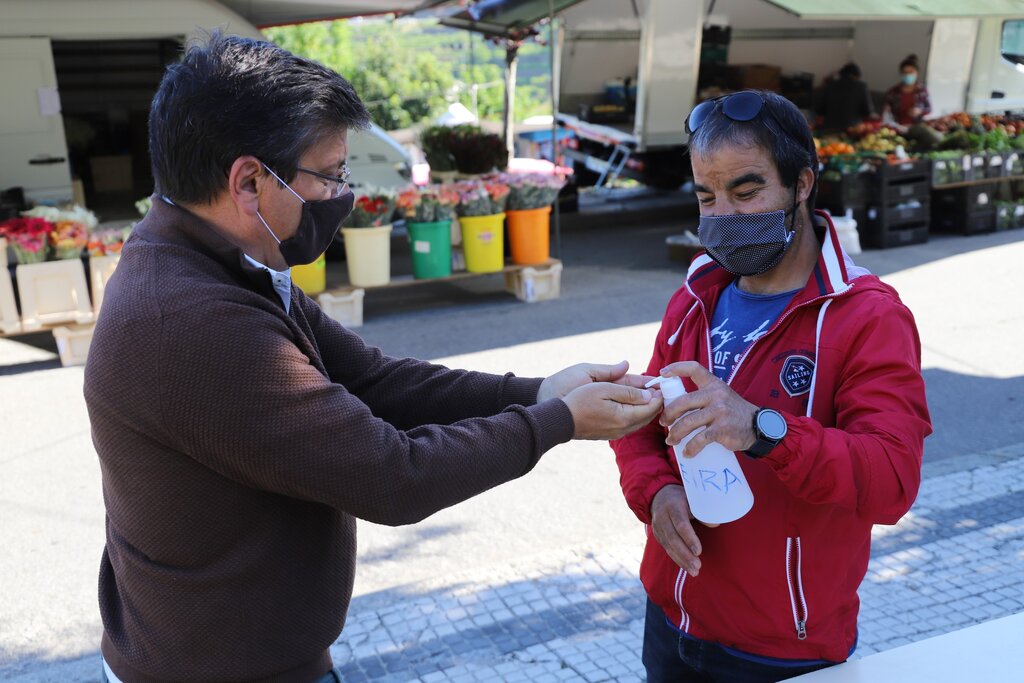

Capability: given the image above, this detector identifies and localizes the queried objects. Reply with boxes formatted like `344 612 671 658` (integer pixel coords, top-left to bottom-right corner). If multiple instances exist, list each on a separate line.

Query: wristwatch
745 407 788 458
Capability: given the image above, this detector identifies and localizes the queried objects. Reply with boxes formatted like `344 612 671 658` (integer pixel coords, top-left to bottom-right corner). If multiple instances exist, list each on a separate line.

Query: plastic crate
878 178 930 205
817 172 870 212
873 158 931 182
931 157 966 186
860 222 929 249
1004 152 1023 177
504 261 563 303
932 206 996 235
318 289 365 328
986 152 1007 179
15 259 95 332
860 201 929 229
964 153 988 181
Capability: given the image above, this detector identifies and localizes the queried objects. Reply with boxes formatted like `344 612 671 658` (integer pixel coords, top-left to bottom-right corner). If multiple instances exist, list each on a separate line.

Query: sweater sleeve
762 298 932 524
299 292 542 428
610 298 686 525
158 300 575 526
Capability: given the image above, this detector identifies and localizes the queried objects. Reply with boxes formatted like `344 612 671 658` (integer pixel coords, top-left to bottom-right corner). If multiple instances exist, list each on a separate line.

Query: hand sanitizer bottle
646 375 755 524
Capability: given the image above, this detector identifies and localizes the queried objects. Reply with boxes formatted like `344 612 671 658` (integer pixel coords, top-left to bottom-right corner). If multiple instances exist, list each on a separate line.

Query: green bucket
407 220 452 279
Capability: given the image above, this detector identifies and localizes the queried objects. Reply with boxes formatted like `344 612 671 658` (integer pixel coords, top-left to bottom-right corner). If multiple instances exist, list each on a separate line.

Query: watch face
758 409 788 440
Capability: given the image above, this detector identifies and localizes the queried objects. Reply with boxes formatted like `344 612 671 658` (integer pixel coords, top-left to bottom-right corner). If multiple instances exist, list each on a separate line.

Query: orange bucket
506 206 551 265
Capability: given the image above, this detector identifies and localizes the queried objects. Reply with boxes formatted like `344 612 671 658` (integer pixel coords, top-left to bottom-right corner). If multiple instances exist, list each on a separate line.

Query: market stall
815 113 1024 248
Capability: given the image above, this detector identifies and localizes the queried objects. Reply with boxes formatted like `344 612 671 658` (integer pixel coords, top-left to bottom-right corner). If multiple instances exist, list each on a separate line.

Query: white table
792 611 1024 682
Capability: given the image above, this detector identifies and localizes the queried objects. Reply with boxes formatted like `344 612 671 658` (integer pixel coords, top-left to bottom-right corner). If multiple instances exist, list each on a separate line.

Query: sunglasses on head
685 90 790 137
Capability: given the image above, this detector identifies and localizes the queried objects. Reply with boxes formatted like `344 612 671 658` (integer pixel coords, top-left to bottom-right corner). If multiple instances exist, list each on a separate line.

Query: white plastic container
831 209 861 255
647 375 755 524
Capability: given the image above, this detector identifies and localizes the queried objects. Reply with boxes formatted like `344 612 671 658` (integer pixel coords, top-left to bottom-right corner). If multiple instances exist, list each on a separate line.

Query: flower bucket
459 213 505 273
506 206 551 265
12 244 47 264
291 253 326 295
342 225 392 287
407 220 452 279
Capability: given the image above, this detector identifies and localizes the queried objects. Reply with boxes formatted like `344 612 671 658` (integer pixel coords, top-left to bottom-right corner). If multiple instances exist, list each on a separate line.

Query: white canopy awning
764 0 1024 20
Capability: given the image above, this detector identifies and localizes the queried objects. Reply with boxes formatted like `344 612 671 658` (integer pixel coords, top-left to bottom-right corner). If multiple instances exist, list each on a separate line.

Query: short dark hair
149 31 370 204
687 91 818 215
899 54 920 71
839 62 861 79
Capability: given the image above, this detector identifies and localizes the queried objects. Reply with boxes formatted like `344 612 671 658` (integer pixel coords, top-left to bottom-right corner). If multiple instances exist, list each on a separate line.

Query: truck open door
0 38 73 204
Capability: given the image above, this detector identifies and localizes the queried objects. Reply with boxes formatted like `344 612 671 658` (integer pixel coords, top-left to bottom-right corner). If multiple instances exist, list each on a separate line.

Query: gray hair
687 91 818 215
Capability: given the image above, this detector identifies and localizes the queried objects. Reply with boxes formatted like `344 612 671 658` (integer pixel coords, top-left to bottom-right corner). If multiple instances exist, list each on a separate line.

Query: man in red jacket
612 91 931 682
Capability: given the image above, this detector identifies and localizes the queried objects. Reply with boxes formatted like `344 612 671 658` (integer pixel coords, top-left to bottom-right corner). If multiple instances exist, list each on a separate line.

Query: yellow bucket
342 225 393 287
459 213 505 273
291 253 326 294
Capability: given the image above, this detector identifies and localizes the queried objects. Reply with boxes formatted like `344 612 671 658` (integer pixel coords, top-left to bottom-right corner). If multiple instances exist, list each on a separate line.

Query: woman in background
884 54 931 125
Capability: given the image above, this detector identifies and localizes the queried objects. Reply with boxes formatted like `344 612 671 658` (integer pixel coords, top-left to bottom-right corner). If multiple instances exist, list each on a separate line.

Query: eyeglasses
296 164 351 198
685 91 789 137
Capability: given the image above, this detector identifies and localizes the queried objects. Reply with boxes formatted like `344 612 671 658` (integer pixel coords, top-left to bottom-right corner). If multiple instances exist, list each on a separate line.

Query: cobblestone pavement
330 442 1024 682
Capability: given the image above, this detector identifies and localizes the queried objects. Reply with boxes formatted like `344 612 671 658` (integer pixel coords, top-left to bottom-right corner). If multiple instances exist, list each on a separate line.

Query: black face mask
257 165 355 267
697 189 800 277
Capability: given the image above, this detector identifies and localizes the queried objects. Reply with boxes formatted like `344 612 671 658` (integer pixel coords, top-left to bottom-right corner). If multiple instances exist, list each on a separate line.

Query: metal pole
549 0 561 259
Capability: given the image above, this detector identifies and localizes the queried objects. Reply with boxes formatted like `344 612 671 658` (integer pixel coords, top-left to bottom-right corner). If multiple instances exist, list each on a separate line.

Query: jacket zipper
724 289 847 387
786 537 809 640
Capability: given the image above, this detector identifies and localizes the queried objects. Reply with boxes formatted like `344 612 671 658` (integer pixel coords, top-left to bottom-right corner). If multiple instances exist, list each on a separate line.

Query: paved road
1 222 1022 681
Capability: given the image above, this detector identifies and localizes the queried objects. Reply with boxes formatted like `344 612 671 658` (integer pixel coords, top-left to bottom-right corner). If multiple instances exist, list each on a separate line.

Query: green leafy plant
455 180 510 217
499 173 567 210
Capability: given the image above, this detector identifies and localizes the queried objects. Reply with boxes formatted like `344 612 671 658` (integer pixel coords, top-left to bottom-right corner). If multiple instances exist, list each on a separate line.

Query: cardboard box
728 64 782 92
90 155 133 193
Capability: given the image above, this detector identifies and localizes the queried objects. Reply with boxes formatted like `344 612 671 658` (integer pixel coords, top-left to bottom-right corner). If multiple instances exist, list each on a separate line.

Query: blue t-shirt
709 282 801 382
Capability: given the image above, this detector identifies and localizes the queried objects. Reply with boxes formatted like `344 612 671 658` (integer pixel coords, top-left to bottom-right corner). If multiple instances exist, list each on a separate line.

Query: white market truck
555 0 1024 190
0 0 417 212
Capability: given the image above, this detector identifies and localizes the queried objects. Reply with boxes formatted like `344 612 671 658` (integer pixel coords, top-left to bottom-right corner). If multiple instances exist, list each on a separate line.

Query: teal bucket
407 220 452 279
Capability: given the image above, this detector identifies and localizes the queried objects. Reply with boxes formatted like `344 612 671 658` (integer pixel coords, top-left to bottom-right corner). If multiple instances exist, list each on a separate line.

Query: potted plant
396 184 459 279
455 179 509 273
448 124 509 176
501 172 567 264
339 189 397 288
0 216 52 264
420 125 457 184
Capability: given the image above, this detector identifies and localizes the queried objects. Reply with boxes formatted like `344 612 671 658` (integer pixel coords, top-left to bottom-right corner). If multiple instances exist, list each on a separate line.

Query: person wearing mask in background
611 90 931 682
883 54 931 126
84 31 664 683
815 62 874 133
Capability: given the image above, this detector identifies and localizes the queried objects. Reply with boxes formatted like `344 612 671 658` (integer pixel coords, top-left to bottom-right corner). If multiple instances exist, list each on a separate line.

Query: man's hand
538 360 652 403
651 485 705 576
561 381 662 440
658 361 759 457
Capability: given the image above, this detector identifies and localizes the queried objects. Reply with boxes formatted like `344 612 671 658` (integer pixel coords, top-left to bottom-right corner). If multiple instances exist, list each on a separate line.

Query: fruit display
817 141 855 157
856 128 908 153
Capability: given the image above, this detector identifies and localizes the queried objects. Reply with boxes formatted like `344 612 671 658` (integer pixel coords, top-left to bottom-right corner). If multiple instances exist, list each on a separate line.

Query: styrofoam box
504 261 563 303
89 255 120 315
319 289 365 328
16 259 94 332
52 324 95 367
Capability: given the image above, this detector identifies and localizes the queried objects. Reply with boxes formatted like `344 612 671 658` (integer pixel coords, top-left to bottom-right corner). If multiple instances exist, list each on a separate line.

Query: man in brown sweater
83 32 662 683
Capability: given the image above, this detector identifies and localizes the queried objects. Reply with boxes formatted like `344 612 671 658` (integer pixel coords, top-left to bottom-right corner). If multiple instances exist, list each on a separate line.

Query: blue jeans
101 662 343 683
642 599 839 683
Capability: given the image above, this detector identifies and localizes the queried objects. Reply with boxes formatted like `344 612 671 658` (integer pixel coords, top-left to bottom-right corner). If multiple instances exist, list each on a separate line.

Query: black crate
964 153 987 181
864 202 929 227
931 157 967 186
985 151 1009 179
932 206 996 235
817 172 870 212
932 185 997 214
1004 152 1024 177
878 178 930 205
860 222 929 249
873 158 931 182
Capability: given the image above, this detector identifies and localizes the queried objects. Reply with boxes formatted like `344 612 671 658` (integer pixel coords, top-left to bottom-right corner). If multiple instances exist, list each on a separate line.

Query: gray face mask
697 193 799 276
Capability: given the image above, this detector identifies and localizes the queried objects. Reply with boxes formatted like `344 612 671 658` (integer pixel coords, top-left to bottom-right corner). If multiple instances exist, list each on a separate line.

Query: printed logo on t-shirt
711 317 773 379
780 355 815 397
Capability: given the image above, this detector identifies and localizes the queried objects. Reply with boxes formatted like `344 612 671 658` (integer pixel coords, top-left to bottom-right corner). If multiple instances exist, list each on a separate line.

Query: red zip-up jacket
612 211 931 663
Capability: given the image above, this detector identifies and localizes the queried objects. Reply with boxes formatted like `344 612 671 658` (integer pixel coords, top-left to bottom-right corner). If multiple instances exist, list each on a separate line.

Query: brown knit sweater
83 198 575 682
